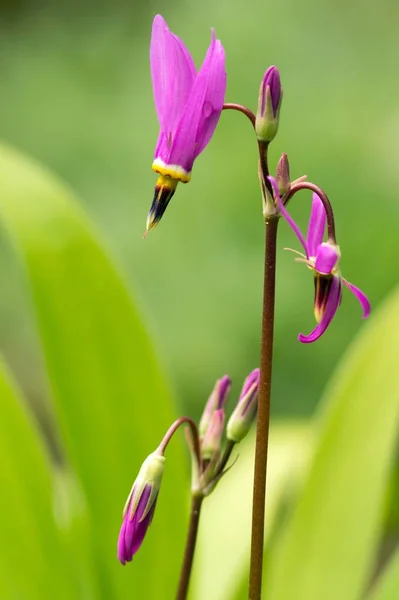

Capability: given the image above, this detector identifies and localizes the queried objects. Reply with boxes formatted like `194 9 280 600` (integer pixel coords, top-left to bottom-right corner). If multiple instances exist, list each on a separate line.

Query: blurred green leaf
0 144 187 599
369 549 399 600
266 289 399 600
194 421 314 600
0 359 83 599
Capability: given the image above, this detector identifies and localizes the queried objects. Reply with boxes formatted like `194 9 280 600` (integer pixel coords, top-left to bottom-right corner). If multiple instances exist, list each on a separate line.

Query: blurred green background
0 0 396 423
0 2 398 600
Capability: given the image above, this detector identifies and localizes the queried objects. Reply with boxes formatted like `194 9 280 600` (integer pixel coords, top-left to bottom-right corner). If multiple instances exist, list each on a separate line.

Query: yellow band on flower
152 159 191 183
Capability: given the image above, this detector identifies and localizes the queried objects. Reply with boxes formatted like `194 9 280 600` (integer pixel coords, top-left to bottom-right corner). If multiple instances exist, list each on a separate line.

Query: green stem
175 494 204 600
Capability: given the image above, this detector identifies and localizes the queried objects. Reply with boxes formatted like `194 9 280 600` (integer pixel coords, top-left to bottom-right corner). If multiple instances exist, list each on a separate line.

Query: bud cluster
117 369 259 563
194 369 260 496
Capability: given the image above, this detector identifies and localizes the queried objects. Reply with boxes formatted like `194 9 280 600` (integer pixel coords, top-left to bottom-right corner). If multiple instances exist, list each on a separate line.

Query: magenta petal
268 176 308 254
240 368 260 399
194 32 226 156
314 243 339 274
150 15 196 134
117 516 128 565
307 194 326 257
299 275 341 343
130 502 157 555
167 31 226 172
343 279 371 318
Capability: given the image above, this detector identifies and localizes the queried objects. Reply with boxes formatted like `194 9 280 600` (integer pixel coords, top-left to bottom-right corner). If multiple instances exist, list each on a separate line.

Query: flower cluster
117 369 259 564
118 7 372 573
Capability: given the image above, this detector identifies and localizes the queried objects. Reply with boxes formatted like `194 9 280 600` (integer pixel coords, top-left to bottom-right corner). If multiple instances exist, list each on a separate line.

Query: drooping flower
117 451 165 564
255 66 282 143
147 14 227 232
269 177 370 343
227 368 260 443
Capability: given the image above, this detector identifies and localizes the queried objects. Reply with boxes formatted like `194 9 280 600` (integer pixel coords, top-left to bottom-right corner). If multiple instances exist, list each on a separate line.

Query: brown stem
223 103 256 128
158 417 201 466
248 216 278 600
175 495 204 600
287 181 337 242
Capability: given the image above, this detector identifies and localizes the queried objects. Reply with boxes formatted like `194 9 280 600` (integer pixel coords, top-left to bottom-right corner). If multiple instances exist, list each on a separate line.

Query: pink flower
269 177 370 343
146 15 227 232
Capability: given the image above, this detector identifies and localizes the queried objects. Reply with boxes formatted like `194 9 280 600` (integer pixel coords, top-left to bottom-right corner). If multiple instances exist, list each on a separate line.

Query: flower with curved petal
268 176 370 343
147 15 227 232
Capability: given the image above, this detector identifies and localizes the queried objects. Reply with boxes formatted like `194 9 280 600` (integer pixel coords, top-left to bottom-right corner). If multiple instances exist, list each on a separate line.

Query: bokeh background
0 0 396 422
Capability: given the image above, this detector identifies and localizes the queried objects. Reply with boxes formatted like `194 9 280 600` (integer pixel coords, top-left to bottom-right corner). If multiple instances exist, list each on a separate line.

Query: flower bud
226 369 260 443
117 451 165 565
198 375 231 438
201 409 225 460
275 153 290 196
255 66 282 143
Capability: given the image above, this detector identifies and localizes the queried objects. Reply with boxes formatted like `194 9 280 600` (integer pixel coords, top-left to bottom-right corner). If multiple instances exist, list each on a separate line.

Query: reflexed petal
167 30 226 172
299 275 341 343
307 193 326 256
150 15 196 134
268 176 307 254
314 242 340 274
194 32 226 156
343 279 371 318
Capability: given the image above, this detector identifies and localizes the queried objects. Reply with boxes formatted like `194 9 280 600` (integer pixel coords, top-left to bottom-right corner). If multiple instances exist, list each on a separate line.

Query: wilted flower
227 368 260 442
147 14 227 232
255 66 282 143
117 451 165 565
269 177 370 343
198 375 231 438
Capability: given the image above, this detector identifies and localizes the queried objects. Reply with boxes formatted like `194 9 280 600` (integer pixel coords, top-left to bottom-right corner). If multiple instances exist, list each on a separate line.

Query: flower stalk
175 494 204 600
249 204 279 600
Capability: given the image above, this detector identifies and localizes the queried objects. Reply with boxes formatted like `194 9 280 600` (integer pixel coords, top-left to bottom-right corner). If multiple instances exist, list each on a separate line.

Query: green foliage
194 422 314 600
0 361 85 599
0 0 397 419
0 144 187 599
369 549 399 600
265 289 399 600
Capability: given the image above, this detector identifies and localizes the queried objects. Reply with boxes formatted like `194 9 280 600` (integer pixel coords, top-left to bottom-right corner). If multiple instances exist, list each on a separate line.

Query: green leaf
369 549 399 600
194 421 314 600
266 289 399 600
0 359 83 599
0 144 187 598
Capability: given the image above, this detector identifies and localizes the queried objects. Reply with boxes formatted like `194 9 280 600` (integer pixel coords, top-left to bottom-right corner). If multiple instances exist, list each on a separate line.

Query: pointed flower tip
145 176 178 233
117 452 165 565
227 369 259 443
198 374 231 438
